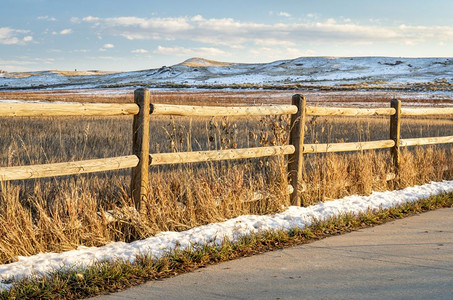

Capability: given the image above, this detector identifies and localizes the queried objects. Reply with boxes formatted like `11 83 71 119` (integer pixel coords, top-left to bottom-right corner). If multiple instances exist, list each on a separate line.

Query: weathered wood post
288 94 306 206
131 88 151 210
390 98 401 184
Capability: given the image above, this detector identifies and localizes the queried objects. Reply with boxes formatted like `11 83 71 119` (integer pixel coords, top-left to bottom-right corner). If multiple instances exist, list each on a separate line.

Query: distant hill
179 57 233 67
1 57 452 91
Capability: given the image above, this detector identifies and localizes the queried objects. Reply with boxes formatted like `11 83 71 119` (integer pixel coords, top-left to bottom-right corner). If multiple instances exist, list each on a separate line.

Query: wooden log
306 106 395 116
400 135 453 147
288 94 306 206
0 155 139 181
303 140 395 154
0 102 139 117
390 99 402 178
401 107 453 116
151 103 297 117
131 89 151 211
150 145 295 166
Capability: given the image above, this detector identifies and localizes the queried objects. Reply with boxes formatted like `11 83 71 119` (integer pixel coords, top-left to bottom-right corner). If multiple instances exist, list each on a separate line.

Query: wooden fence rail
0 102 139 117
1 88 453 209
303 140 395 154
151 103 297 116
0 155 139 181
149 146 295 166
306 106 396 116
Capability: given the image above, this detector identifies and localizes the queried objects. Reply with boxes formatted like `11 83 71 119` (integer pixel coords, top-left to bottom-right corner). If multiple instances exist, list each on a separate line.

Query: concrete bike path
94 208 453 300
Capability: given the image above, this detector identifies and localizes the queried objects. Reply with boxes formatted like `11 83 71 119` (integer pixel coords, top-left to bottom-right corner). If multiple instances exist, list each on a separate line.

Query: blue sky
1 0 452 72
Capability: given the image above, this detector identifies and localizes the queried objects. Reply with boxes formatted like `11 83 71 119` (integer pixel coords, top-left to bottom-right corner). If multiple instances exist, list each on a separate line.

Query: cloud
0 58 54 72
52 29 72 35
254 38 295 47
80 15 192 41
132 49 148 54
248 47 313 61
0 27 33 45
269 11 290 17
37 16 56 21
60 29 72 35
77 15 453 49
278 12 291 17
154 45 227 57
99 43 114 52
70 17 81 23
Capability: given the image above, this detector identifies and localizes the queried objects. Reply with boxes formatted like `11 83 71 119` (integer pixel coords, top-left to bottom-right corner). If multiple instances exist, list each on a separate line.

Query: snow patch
1 180 453 290
1 57 452 90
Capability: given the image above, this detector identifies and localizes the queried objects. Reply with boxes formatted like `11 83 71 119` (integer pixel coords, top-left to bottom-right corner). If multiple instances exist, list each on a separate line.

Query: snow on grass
1 57 452 89
1 180 453 290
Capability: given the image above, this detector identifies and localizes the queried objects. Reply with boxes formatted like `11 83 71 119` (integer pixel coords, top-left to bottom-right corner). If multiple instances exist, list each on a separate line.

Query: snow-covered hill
1 57 453 90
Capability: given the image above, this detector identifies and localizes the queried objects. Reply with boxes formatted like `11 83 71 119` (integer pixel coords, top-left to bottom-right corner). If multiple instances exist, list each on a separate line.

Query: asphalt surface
93 208 453 300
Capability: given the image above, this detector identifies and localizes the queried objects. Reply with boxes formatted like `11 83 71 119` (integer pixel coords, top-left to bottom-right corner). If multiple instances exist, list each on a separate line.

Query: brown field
0 89 452 265
2 89 453 107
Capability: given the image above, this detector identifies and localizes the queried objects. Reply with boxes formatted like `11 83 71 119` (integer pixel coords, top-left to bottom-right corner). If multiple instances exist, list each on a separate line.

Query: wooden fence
1 88 453 208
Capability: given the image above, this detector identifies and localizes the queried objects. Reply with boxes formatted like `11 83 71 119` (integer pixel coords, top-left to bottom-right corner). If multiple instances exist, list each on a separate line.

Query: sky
1 0 452 72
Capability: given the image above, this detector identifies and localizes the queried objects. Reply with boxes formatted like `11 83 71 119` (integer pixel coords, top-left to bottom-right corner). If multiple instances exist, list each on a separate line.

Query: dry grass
2 89 453 107
3 192 452 299
0 90 452 265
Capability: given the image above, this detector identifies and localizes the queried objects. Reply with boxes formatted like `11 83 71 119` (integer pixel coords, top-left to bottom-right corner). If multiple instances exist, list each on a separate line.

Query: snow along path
1 180 453 290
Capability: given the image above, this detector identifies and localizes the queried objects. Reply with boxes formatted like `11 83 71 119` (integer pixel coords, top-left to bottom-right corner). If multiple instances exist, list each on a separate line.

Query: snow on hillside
1 180 453 290
0 57 452 90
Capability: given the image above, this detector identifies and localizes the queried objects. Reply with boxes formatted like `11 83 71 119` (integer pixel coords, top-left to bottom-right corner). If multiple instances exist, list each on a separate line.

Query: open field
0 89 452 265
2 89 453 107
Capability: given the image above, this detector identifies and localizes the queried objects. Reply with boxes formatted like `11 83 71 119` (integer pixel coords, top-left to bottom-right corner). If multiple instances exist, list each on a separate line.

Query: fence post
390 98 401 183
131 88 151 211
288 94 306 206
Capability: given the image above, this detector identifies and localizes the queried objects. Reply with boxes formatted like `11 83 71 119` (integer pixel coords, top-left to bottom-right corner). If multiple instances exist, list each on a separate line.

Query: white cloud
247 47 316 62
155 45 227 57
278 12 291 17
0 58 54 72
191 15 204 22
99 43 114 52
60 29 72 35
81 15 192 41
0 27 33 45
70 17 81 23
132 49 148 54
96 56 116 60
77 15 453 49
254 38 295 47
37 16 56 21
0 59 34 66
82 16 101 23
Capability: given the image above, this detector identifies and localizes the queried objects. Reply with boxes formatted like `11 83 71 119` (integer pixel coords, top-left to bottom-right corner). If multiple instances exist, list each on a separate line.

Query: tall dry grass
0 92 452 265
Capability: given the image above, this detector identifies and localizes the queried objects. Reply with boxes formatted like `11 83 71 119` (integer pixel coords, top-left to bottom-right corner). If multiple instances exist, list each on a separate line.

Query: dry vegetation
2 89 453 107
0 90 452 265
